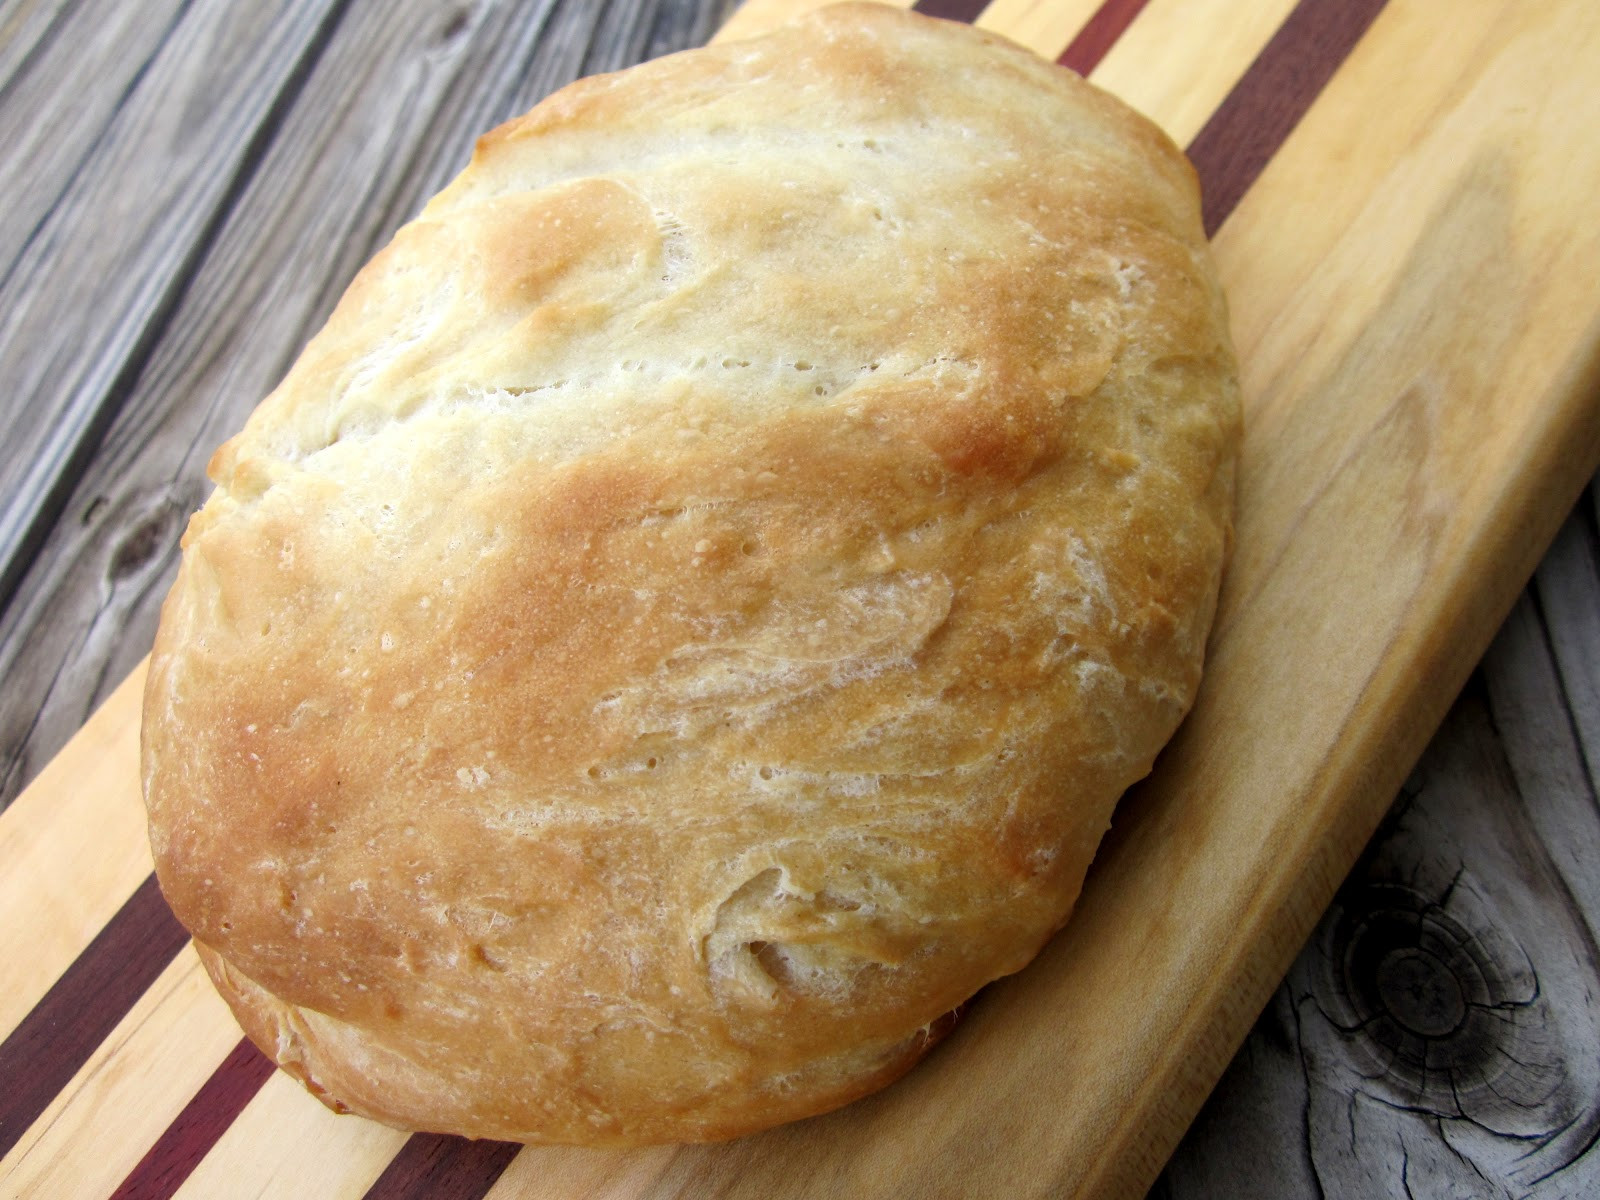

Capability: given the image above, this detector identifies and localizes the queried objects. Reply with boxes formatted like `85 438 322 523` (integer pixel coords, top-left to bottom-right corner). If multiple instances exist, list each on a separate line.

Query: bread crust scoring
141 2 1239 1145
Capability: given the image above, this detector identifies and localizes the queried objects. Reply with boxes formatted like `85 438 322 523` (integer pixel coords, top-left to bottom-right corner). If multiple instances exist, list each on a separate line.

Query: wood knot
106 489 193 584
1315 880 1547 1113
1372 946 1465 1037
436 6 471 46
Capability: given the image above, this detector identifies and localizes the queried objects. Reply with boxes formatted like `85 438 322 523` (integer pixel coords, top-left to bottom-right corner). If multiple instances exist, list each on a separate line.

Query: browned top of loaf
142 2 1238 1146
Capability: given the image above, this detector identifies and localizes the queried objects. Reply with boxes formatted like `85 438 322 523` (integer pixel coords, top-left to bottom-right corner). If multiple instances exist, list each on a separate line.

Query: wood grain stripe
1087 0 1299 146
1056 0 1151 74
910 0 989 22
108 1038 275 1200
168 1070 409 1199
0 873 186 1160
0 946 242 1200
974 0 1104 55
1186 0 1391 235
363 1135 522 1200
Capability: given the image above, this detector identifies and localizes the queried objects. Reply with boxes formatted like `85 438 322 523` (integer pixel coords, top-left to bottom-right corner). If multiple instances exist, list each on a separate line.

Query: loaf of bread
141 2 1238 1146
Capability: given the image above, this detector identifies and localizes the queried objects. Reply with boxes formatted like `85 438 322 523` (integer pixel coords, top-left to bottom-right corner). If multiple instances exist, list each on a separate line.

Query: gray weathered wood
1532 499 1600 798
0 0 190 280
1156 477 1600 1199
0 0 340 613
0 0 79 91
0 0 733 803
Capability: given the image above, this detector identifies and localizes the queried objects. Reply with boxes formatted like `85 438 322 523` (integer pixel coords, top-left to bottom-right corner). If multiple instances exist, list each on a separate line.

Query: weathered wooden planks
1 0 1599 1197
0 0 345 614
0 0 189 279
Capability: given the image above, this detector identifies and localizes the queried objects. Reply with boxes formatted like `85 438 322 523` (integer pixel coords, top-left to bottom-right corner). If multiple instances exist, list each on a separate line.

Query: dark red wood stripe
910 0 989 23
362 1134 522 1200
1187 0 1391 236
0 873 188 1160
108 1038 275 1200
1057 0 1152 75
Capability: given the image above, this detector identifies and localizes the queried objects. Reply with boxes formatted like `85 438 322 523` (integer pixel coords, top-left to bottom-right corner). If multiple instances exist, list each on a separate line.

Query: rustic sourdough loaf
141 2 1239 1145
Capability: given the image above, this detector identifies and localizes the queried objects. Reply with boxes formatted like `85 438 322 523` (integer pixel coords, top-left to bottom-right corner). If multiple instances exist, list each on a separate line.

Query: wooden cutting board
4 0 1600 1196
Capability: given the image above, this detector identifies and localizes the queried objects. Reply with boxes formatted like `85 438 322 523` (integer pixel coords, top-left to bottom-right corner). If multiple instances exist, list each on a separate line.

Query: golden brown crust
142 2 1238 1145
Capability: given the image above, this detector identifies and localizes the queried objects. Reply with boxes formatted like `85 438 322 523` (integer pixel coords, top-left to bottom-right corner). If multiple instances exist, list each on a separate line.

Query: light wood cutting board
4 0 1600 1197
